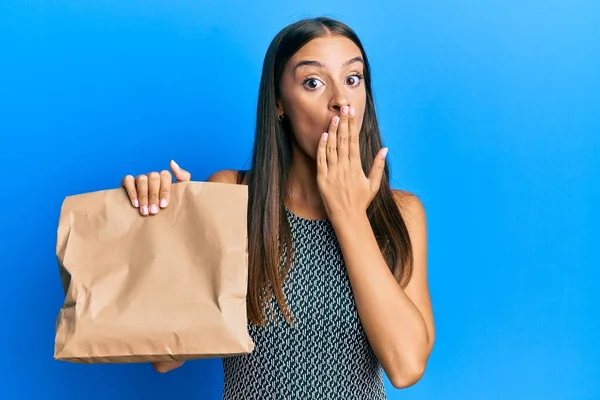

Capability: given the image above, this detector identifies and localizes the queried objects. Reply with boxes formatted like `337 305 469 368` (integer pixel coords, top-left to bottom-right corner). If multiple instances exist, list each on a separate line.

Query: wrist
330 209 370 238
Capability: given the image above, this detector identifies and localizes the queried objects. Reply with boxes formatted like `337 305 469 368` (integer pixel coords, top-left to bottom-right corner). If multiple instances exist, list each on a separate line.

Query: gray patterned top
221 207 387 400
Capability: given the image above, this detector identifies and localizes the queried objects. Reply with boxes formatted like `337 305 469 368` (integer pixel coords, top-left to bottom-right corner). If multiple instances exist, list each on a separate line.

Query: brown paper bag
53 181 254 363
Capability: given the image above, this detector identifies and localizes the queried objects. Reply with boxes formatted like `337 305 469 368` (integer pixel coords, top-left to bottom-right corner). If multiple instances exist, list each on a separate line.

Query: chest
251 221 366 344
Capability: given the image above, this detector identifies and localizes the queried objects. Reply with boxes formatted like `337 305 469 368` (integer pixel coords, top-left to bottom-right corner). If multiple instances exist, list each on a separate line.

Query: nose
327 84 349 113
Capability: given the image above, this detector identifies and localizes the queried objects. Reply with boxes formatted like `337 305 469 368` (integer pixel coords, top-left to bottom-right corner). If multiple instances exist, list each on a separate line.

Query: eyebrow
293 56 364 73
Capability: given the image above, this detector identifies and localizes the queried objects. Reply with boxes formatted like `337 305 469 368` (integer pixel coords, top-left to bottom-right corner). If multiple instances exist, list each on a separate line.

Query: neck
285 144 328 219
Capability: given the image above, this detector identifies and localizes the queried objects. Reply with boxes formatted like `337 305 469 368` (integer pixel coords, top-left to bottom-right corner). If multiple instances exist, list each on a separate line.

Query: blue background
1 1 598 399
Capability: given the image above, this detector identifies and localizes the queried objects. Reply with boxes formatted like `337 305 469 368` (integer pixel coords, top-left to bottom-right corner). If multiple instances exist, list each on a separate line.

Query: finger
159 170 172 208
170 159 191 182
135 174 149 216
337 105 350 162
121 175 139 208
327 115 339 168
148 172 161 215
368 148 389 195
316 132 329 177
348 106 360 164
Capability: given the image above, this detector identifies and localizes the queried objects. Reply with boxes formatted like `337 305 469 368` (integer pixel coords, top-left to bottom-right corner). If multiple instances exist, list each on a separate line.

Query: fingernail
322 132 329 141
342 105 349 115
171 159 179 168
349 107 355 117
150 204 158 214
160 198 167 208
381 148 389 158
133 199 139 208
333 116 340 125
141 205 148 215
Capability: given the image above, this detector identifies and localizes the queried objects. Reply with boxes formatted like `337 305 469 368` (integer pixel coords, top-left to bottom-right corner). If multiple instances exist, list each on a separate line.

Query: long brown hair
245 17 413 326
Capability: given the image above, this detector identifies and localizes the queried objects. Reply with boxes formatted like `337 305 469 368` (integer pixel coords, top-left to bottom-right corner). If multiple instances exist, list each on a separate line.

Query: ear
276 98 286 117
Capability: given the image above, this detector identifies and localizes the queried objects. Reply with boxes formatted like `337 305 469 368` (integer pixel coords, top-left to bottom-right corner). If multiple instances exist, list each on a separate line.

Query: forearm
332 213 430 386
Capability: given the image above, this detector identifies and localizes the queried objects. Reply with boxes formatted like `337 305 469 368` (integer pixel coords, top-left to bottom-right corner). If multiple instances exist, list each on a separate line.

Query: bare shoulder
206 169 248 185
391 189 426 227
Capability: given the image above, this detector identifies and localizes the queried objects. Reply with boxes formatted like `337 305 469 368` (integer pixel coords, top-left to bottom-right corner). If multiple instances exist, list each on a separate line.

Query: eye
346 74 364 87
303 78 324 90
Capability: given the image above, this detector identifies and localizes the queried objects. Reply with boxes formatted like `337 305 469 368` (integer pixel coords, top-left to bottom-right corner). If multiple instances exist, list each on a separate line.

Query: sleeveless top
221 206 387 400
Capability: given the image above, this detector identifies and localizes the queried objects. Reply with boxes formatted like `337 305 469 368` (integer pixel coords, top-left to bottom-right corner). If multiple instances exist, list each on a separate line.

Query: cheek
354 98 367 125
288 104 328 138
292 117 324 153
355 102 367 131
286 116 326 158
357 114 366 132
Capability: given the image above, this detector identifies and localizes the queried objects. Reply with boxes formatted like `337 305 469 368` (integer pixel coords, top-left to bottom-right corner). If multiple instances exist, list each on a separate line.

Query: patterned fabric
221 208 387 400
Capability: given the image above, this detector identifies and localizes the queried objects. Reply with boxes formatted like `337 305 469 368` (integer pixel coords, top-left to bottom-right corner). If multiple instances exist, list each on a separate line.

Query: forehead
290 35 362 67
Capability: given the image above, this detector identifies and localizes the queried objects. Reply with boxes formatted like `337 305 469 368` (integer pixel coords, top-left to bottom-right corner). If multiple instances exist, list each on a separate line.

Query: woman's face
278 35 367 160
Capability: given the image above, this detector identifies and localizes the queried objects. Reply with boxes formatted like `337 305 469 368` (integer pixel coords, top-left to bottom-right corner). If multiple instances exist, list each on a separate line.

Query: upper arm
394 190 435 352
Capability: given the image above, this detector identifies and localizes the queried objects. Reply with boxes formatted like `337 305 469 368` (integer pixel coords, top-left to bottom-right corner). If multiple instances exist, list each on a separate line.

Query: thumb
170 159 192 182
368 148 388 195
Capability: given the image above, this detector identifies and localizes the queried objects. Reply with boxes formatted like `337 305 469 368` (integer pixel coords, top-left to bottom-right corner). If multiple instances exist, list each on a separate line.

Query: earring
278 113 285 122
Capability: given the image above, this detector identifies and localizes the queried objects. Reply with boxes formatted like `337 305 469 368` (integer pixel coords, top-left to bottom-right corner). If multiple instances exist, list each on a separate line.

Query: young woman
121 16 434 399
